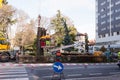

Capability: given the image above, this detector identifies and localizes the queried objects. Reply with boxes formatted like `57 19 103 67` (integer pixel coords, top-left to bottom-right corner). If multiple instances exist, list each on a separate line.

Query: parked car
117 60 120 68
110 52 118 61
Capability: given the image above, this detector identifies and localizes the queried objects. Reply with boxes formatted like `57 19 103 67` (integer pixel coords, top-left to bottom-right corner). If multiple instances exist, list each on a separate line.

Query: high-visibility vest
46 40 50 46
56 51 61 62
118 52 120 56
118 52 120 59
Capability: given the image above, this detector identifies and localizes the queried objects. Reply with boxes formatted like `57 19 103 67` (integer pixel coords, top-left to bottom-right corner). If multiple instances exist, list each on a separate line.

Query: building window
107 26 110 29
101 21 106 25
110 4 114 7
117 31 120 35
115 0 120 5
101 27 106 31
102 34 105 37
107 19 110 22
101 14 106 18
114 32 117 36
107 5 110 9
98 13 100 16
107 0 110 2
115 8 120 13
107 18 114 22
111 25 114 28
101 1 106 5
111 10 114 14
98 35 101 38
115 15 120 20
111 33 113 36
116 23 120 28
111 18 114 21
107 12 110 16
101 8 106 12
106 33 109 37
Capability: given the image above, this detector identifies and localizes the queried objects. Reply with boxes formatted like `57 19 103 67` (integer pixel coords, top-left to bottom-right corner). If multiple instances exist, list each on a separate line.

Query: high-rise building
96 0 120 48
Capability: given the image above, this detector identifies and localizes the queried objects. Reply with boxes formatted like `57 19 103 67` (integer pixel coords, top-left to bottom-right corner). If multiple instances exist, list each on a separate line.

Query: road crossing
0 67 29 80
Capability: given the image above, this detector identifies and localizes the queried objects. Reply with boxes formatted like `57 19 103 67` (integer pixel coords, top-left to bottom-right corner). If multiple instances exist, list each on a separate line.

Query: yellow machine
0 38 9 49
0 37 10 61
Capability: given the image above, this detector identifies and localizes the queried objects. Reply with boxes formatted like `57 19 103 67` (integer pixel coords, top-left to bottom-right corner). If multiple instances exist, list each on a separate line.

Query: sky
8 0 95 40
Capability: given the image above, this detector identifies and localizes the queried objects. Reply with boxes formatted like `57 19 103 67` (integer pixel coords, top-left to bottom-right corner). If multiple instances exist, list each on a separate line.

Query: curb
0 62 117 68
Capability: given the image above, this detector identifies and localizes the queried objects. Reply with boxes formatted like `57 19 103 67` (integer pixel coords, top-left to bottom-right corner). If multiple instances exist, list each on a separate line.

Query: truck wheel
0 52 10 62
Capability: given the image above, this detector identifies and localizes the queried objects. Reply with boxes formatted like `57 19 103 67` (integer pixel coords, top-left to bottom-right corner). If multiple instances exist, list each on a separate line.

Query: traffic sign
53 62 64 73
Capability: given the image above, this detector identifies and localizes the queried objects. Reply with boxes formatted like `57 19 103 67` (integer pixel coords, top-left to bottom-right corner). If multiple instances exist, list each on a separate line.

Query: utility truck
0 37 11 61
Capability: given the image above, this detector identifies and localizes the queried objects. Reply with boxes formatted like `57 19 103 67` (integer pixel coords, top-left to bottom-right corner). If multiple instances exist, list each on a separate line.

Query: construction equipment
0 0 16 61
50 43 81 52
0 37 11 61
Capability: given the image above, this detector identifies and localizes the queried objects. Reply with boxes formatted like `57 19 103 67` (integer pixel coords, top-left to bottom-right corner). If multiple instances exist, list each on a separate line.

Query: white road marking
0 71 27 74
68 74 82 77
1 78 29 80
42 75 52 78
34 66 84 70
0 74 28 78
0 67 29 80
109 72 120 74
89 73 102 76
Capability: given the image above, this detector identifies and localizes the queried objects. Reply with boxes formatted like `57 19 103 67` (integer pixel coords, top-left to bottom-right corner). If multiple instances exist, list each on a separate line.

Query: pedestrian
55 50 61 62
16 51 20 63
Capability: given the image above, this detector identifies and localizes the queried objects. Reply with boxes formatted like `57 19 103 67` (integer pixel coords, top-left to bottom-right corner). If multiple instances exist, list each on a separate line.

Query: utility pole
85 33 89 53
36 15 41 57
36 15 44 58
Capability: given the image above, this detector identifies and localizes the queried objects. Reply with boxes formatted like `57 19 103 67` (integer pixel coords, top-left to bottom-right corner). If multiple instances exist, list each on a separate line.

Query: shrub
99 46 107 52
93 51 103 56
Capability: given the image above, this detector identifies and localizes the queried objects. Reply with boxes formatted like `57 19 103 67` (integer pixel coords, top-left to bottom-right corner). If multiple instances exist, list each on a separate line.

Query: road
30 63 120 80
0 63 120 80
0 67 29 80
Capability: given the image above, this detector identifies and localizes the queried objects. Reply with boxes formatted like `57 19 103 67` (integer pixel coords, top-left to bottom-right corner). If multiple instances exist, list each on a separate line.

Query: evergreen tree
50 10 77 47
62 18 73 52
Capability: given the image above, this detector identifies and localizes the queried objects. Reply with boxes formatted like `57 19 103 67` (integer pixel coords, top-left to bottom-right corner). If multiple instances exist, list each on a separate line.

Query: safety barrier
18 55 116 63
61 55 107 63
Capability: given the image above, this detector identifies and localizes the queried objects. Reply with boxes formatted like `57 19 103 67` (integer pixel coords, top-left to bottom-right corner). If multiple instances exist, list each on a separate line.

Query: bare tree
14 20 36 48
35 16 50 33
15 9 29 33
50 10 77 46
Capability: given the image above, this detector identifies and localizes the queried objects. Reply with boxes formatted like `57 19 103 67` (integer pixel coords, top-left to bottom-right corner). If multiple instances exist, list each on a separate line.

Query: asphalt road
29 63 120 80
0 62 119 80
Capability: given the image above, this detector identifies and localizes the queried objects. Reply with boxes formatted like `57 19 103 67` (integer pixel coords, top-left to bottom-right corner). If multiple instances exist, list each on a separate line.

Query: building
96 0 120 48
74 32 86 53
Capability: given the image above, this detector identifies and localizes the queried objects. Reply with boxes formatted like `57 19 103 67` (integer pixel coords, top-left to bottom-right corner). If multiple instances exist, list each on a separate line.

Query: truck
0 37 12 61
88 46 99 54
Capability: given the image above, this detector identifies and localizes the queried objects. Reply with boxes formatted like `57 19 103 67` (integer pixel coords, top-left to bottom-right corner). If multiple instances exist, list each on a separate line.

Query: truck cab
0 38 10 61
